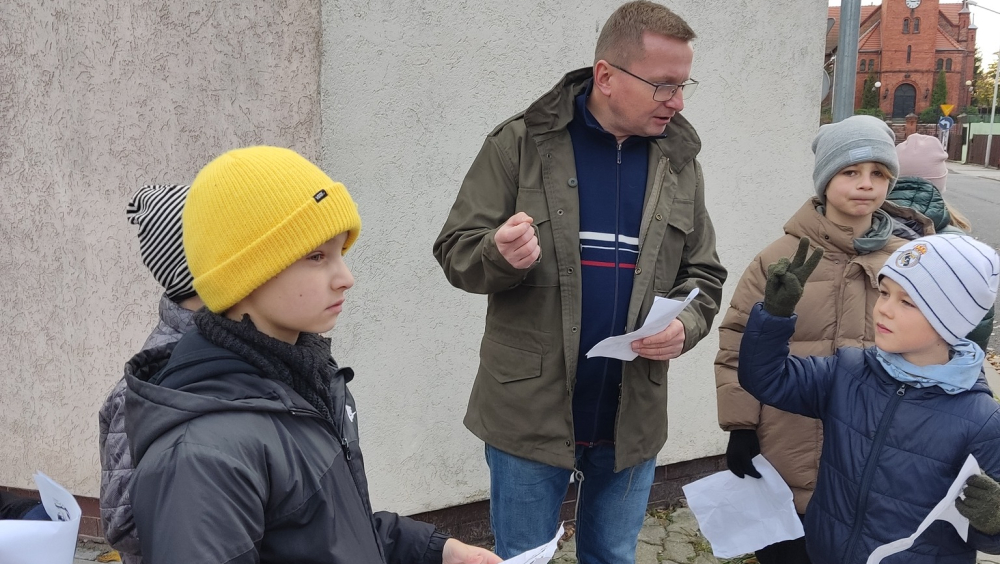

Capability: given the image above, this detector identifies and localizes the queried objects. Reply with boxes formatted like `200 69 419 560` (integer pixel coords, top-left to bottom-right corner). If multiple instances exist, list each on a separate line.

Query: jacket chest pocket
653 198 694 293
516 189 559 287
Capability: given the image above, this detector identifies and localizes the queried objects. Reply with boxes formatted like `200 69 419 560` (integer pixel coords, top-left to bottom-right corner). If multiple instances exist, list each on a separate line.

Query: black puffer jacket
125 330 444 564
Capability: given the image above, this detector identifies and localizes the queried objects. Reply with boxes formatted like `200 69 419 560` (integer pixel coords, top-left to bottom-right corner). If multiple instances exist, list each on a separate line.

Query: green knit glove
957 473 1000 535
763 237 824 318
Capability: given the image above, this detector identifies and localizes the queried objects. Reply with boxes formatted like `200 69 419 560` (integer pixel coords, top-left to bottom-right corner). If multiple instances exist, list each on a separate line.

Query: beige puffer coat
715 197 933 513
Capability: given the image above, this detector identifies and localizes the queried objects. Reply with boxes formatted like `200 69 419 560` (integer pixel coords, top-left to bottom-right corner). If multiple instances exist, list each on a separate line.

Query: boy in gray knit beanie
812 115 899 202
716 115 911 563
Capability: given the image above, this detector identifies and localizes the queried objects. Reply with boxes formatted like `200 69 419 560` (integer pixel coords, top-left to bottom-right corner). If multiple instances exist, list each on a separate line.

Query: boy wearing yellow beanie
124 147 499 564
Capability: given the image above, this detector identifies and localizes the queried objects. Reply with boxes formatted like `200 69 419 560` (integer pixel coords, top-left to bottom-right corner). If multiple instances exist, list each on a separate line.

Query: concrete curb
948 162 1000 183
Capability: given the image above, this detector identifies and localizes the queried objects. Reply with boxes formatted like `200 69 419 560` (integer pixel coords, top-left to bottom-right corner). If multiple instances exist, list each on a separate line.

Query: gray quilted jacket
98 295 196 563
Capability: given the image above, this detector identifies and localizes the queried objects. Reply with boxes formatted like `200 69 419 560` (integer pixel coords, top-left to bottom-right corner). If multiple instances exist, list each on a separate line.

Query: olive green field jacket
433 68 727 471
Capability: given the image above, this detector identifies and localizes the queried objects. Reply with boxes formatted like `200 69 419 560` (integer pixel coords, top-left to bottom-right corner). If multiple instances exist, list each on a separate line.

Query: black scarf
194 310 338 424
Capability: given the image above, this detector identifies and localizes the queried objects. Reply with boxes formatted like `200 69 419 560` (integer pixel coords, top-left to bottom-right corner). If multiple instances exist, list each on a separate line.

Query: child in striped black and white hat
736 233 1000 563
98 184 203 564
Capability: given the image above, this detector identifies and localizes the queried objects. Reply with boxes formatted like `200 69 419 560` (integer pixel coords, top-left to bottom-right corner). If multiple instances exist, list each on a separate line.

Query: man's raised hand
494 212 540 269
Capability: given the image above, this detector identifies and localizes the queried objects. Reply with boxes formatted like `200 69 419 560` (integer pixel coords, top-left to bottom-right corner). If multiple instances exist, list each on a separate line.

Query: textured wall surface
322 0 829 514
1 0 828 513
0 0 323 495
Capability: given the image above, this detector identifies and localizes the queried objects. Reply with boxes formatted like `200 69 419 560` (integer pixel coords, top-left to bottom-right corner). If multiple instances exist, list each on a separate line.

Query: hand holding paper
682 454 804 559
631 319 685 361
586 288 699 361
866 454 982 564
499 524 564 564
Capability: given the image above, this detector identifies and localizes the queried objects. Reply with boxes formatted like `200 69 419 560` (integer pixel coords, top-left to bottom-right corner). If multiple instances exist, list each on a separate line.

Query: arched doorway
892 84 916 118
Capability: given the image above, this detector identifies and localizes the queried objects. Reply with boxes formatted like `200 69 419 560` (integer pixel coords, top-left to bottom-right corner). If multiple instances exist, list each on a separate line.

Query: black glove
726 429 762 479
957 473 1000 535
763 237 824 317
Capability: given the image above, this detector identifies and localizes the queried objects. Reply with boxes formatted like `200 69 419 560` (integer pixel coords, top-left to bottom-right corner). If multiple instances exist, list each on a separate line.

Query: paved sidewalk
70 504 1000 564
550 505 1000 564
948 161 1000 183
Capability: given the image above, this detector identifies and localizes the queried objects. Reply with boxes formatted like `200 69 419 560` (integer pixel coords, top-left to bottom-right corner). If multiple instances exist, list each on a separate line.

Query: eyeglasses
608 63 698 102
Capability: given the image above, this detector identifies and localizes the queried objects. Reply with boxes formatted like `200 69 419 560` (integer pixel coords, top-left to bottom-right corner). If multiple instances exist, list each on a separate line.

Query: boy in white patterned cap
738 233 1000 564
98 184 203 564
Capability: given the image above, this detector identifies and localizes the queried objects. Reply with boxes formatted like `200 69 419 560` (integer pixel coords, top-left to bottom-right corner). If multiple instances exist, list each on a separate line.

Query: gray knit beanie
812 115 899 202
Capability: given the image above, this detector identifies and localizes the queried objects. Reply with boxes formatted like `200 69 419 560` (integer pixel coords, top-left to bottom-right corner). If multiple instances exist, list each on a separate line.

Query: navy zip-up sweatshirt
568 82 653 445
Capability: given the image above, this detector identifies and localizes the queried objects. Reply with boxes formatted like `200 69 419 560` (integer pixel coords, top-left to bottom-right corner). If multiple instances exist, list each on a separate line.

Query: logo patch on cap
313 190 327 203
849 146 874 161
895 246 925 268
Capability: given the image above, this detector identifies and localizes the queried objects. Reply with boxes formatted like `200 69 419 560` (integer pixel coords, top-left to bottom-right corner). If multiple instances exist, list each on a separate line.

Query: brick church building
827 0 977 118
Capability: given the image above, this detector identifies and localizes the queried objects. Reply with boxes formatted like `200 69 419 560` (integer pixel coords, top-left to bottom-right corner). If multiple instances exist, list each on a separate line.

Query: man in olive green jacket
433 2 725 563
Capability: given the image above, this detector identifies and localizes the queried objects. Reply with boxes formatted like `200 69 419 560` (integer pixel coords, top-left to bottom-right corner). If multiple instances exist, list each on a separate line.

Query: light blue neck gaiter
875 339 985 395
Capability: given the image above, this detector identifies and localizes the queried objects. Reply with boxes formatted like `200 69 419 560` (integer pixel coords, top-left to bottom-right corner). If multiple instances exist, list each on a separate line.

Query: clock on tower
905 0 921 8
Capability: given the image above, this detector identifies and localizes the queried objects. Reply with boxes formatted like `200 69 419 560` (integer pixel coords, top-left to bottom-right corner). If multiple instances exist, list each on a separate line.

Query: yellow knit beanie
183 146 361 313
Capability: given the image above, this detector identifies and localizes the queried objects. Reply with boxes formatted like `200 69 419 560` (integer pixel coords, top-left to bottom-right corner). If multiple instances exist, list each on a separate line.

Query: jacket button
824 235 830 240
655 213 663 221
557 209 564 216
568 178 578 187
567 267 574 274
565 440 572 447
635 267 642 275
571 326 578 333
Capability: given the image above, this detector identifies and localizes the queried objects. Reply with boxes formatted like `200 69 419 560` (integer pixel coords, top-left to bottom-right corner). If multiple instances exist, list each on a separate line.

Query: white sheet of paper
866 454 981 564
682 454 804 559
500 523 564 564
0 472 82 564
585 288 699 361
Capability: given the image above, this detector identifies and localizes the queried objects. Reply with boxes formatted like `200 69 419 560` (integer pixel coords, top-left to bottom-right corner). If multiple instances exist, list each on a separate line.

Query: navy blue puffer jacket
738 303 1000 564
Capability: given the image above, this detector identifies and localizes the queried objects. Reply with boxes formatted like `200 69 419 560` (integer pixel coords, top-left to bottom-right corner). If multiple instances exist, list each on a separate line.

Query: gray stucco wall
321 0 828 514
1 0 829 516
0 0 323 495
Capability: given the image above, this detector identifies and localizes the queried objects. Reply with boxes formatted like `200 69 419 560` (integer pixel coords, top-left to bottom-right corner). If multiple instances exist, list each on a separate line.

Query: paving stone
74 542 106 560
661 539 696 562
692 552 720 564
635 541 661 564
637 521 666 545
665 530 693 543
554 537 576 561
666 507 699 532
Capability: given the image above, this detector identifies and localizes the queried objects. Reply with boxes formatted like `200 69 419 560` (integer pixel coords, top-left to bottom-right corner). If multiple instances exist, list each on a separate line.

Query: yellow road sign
940 104 955 116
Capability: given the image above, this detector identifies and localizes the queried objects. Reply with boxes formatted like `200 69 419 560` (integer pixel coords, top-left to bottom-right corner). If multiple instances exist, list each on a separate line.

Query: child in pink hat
896 133 949 192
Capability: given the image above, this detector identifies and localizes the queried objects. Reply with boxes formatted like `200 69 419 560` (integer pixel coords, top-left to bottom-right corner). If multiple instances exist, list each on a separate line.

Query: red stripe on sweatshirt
581 260 637 269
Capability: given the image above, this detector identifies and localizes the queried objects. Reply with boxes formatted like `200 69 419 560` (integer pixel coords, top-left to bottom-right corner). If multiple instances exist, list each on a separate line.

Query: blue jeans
485 443 655 564
21 503 50 521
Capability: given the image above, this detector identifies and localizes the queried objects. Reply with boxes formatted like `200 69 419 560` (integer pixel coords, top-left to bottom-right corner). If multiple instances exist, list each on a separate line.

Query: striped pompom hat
879 234 1000 344
126 184 195 302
